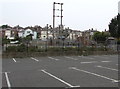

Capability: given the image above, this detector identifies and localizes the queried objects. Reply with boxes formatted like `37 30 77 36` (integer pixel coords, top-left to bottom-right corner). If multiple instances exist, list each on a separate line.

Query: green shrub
6 46 17 52
17 44 27 52
64 47 77 51
47 47 62 52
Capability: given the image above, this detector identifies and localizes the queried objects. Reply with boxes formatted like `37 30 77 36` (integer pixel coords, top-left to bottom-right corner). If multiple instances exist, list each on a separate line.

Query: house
0 28 4 38
82 29 97 46
40 29 53 41
24 29 33 37
18 29 24 38
3 28 15 40
18 28 37 39
66 30 82 46
40 30 48 41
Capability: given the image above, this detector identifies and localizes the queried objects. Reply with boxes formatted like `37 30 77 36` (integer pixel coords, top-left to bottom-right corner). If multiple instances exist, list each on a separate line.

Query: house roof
107 37 115 40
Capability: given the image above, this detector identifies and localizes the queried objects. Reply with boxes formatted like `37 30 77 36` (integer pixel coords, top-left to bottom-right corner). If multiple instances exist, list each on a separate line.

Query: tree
1 25 11 29
109 14 120 39
21 34 33 52
23 34 33 45
57 28 70 47
93 31 110 44
2 36 10 45
2 36 10 51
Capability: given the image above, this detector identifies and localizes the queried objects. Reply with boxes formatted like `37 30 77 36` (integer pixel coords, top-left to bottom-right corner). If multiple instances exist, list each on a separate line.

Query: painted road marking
48 57 59 61
104 55 118 58
95 56 109 59
103 55 108 56
1 72 10 74
31 57 39 62
78 56 94 59
110 56 118 58
80 61 97 64
69 67 119 83
93 56 103 58
101 56 109 59
64 56 78 60
41 69 80 88
5 72 11 88
101 61 111 63
96 66 118 71
12 58 17 62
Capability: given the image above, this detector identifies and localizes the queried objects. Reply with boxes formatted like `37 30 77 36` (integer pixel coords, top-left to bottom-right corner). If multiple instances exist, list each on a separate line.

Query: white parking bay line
96 66 118 71
78 56 94 59
80 61 97 64
12 58 17 62
96 56 109 59
64 56 78 60
5 72 11 88
48 57 59 61
31 57 39 62
101 61 111 63
41 69 80 88
69 67 119 83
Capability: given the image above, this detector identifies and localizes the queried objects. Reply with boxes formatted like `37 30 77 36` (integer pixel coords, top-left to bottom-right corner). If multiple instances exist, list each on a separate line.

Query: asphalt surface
2 55 119 88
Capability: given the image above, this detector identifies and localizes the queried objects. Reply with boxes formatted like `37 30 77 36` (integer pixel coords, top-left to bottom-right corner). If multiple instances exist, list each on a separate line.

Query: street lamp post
61 36 65 48
43 36 47 52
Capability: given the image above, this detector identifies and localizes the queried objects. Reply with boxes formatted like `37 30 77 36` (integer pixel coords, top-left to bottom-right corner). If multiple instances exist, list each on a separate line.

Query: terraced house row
0 25 111 47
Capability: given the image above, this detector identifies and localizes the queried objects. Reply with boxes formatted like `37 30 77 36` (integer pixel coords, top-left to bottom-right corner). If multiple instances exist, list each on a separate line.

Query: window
27 31 31 33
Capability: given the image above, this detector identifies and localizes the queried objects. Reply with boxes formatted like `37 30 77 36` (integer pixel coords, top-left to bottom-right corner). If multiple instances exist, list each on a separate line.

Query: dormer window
27 31 31 33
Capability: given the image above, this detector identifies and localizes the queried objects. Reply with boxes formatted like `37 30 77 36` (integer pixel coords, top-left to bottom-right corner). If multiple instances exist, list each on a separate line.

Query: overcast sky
0 0 119 31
